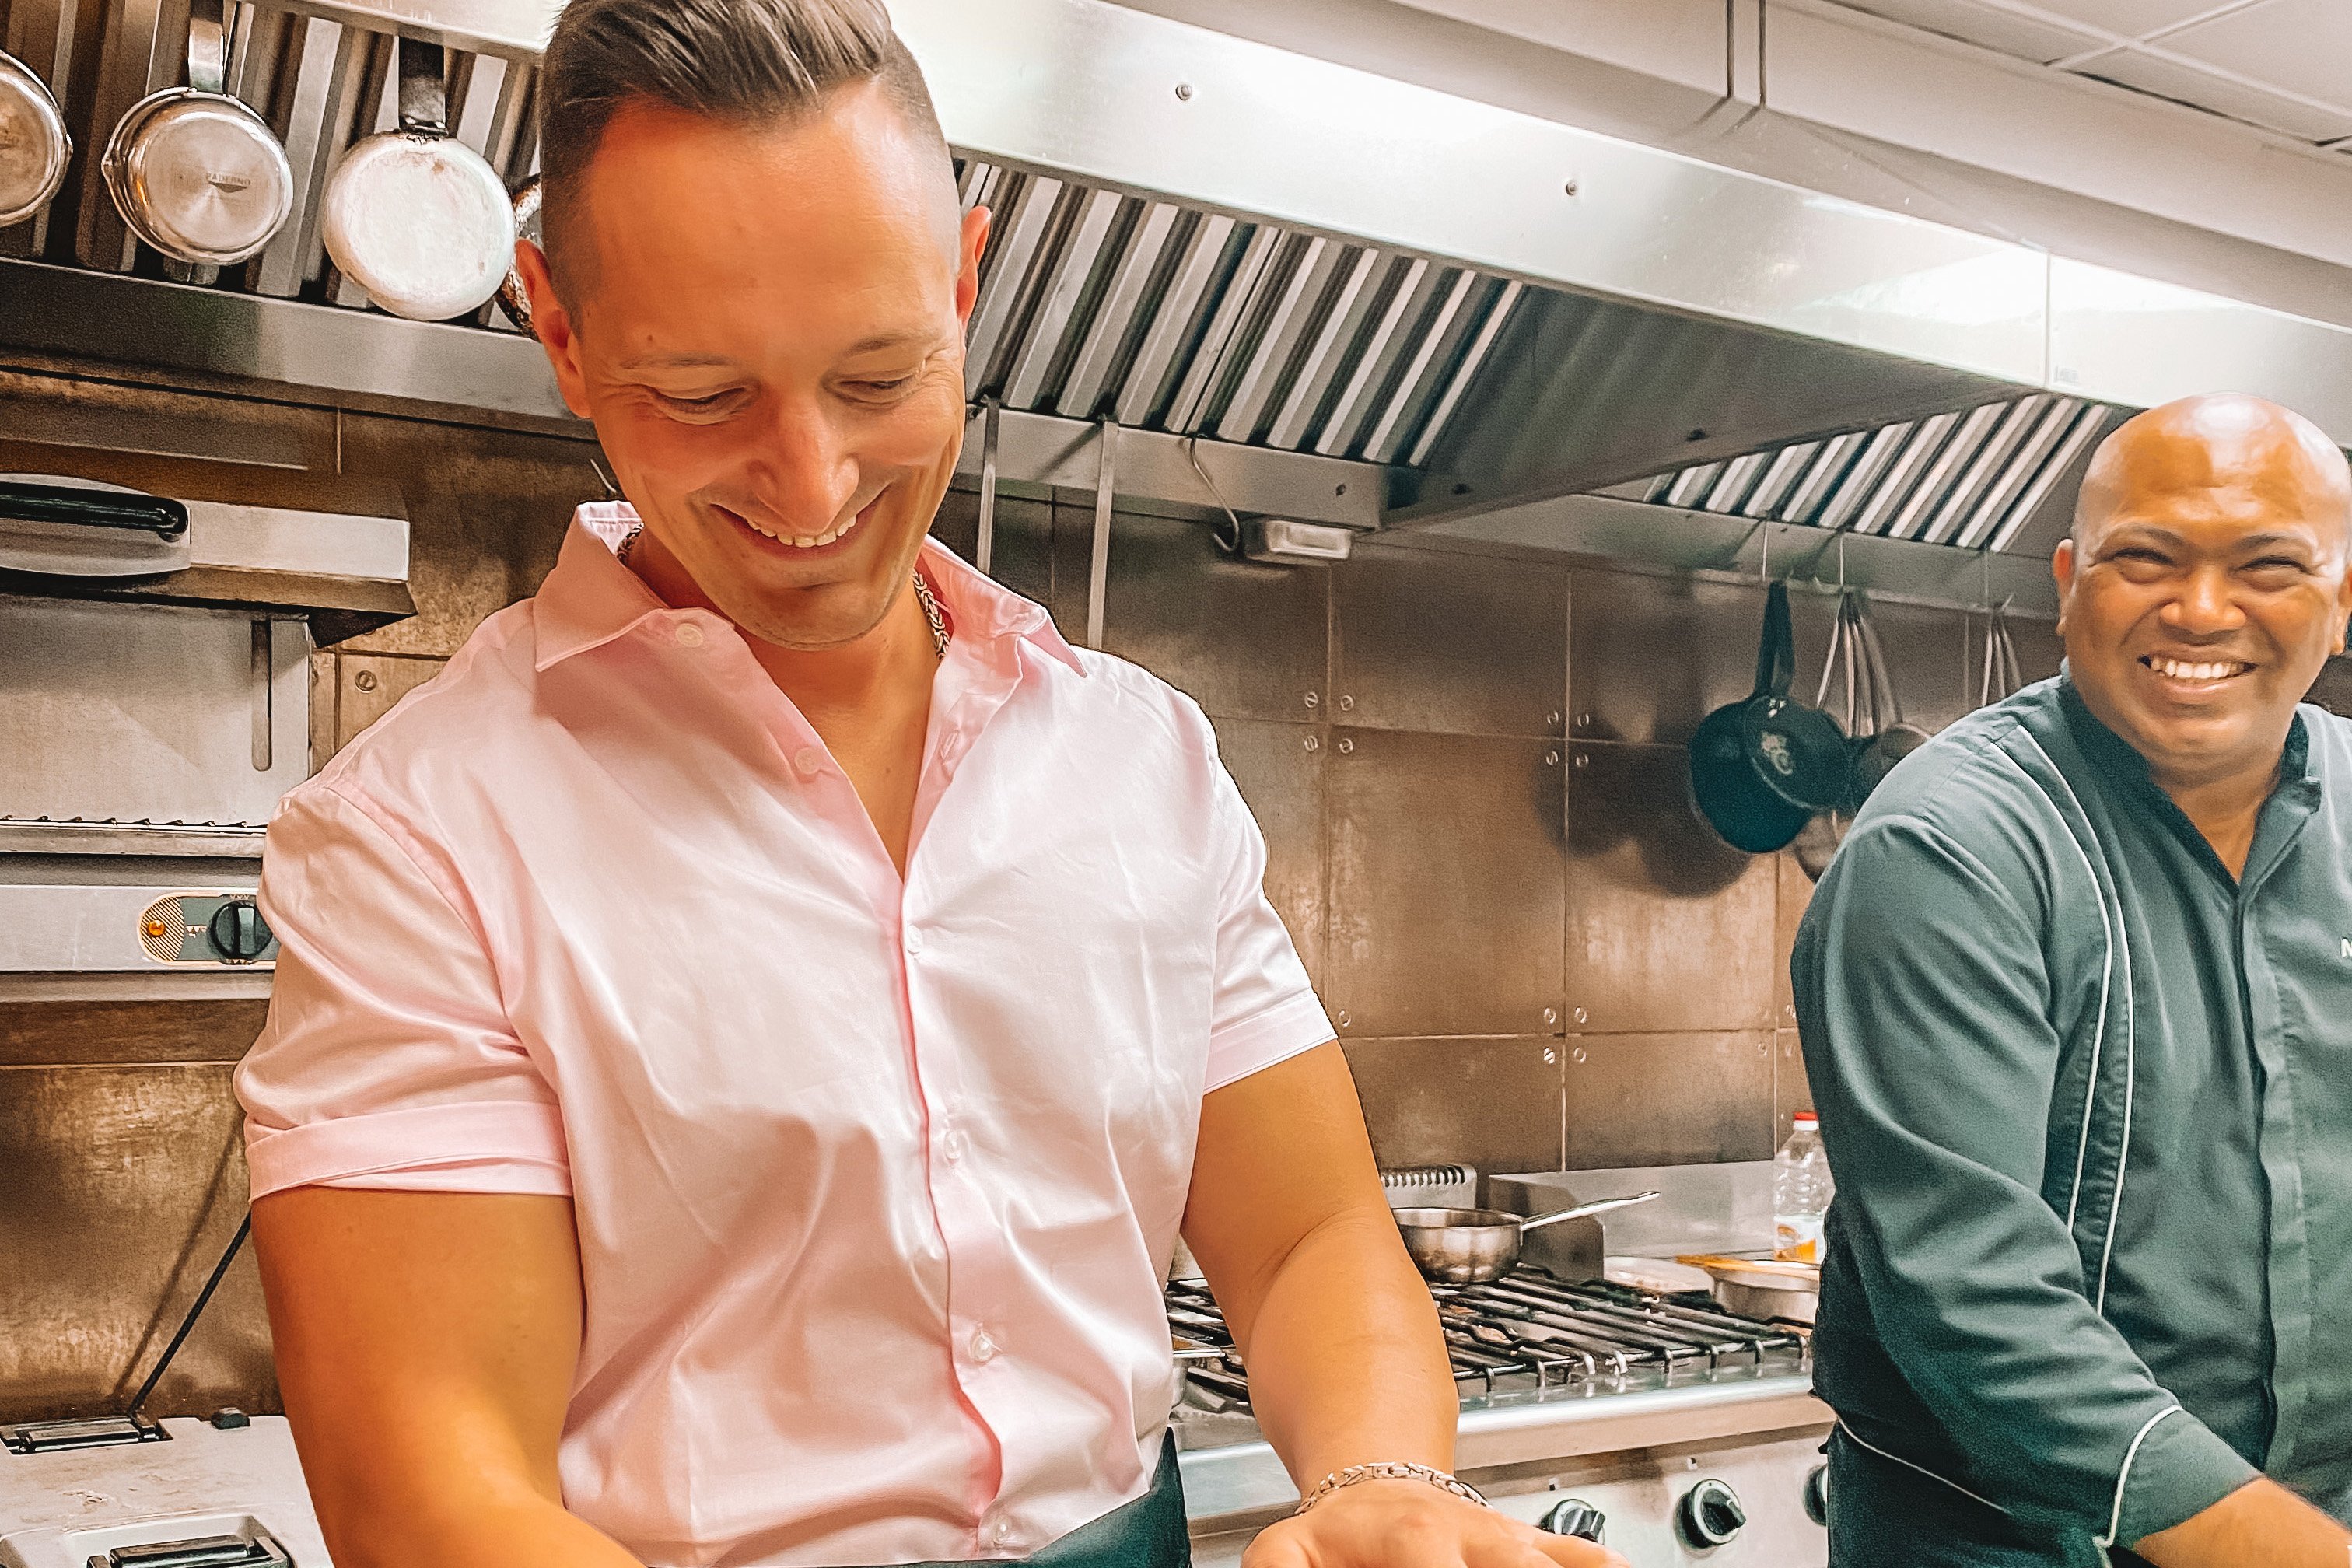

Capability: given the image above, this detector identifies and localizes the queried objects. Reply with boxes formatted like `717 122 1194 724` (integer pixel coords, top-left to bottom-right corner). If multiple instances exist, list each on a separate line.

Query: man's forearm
2134 1479 2352 1568
326 1492 642 1568
1228 1206 1456 1486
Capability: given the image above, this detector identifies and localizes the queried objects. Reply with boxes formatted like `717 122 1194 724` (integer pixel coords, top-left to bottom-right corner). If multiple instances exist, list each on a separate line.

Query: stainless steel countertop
1175 1367 1829 1527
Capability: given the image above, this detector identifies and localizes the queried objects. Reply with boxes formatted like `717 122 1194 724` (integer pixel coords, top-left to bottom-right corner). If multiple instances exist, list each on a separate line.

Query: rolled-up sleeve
1201 757 1333 1094
236 782 569 1198
1794 816 2256 1546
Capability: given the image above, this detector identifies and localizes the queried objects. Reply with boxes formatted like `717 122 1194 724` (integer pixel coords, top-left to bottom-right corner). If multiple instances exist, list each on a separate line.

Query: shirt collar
533 501 1083 675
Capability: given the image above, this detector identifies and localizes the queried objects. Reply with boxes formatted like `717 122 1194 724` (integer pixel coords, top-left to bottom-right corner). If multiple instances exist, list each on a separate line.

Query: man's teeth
739 511 861 549
2148 656 2250 681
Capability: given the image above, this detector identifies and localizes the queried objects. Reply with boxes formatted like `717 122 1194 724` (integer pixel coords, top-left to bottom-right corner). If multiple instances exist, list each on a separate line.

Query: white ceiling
1825 0 2352 149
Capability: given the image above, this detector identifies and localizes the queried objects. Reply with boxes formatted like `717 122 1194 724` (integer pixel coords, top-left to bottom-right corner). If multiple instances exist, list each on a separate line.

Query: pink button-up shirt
236 505 1332 1566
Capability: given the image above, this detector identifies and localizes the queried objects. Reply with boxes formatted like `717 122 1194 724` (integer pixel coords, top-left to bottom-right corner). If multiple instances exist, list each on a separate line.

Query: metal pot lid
0 51 71 228
103 89 293 264
322 132 516 322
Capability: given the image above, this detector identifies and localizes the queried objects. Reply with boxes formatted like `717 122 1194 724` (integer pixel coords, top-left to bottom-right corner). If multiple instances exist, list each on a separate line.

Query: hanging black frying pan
1689 582 1850 853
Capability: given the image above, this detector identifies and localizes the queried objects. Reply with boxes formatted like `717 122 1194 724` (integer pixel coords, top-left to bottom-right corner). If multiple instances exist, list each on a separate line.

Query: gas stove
1168 1201 1832 1565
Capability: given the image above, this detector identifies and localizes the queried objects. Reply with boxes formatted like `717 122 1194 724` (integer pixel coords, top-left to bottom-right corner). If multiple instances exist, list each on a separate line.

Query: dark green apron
889 1434 1192 1568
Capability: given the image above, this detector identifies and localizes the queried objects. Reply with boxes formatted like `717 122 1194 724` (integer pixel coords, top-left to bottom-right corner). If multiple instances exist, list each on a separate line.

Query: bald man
1794 394 2352 1567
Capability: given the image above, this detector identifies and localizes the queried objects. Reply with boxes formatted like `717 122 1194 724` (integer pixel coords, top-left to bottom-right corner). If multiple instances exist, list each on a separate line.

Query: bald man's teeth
2147 656 2251 681
738 511 860 549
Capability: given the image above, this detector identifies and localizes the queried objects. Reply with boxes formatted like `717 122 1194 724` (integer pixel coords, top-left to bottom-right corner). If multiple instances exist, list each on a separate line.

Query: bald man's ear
2052 538 2077 635
2333 569 2351 658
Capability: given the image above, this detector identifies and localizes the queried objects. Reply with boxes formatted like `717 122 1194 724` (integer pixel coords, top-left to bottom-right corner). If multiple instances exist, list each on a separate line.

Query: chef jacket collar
534 500 1083 675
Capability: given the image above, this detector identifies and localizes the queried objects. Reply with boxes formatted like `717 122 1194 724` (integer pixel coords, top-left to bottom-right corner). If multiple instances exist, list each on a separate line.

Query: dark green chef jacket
1793 673 2352 1563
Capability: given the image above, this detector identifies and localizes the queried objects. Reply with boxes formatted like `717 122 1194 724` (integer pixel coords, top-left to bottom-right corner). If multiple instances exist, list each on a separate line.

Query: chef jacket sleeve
235 781 570 1199
1794 814 2257 1547
1199 748 1335 1093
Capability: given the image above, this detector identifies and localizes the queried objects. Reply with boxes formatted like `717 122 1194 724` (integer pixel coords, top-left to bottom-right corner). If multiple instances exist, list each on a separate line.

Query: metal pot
0 48 71 228
321 38 516 321
1681 1255 1819 1325
100 0 292 267
1395 1191 1660 1285
493 173 542 336
1689 582 1850 854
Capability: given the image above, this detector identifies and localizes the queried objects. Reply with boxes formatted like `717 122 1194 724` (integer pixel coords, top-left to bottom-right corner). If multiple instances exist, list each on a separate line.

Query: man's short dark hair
535 0 950 300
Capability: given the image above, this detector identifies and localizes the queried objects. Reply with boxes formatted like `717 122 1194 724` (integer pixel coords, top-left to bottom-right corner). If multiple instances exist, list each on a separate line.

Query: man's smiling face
519 85 987 652
2056 394 2352 792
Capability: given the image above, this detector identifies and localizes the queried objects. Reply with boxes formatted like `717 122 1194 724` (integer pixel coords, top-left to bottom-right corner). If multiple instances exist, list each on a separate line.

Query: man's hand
1243 1480 1627 1568
2133 1478 2352 1568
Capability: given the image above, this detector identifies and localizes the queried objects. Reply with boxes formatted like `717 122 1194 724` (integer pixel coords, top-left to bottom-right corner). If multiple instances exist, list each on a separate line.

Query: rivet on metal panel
1570 1047 1588 1065
353 669 378 691
1545 751 1560 766
1573 1007 1587 1025
1542 1008 1558 1027
1338 694 1353 712
1563 179 1580 197
1304 691 1320 709
1303 735 1321 753
1336 1010 1352 1029
1573 752 1589 769
1543 1048 1557 1064
1576 713 1594 730
1759 1041 1771 1055
1338 737 1355 754
1546 710 1562 727
1174 82 1193 100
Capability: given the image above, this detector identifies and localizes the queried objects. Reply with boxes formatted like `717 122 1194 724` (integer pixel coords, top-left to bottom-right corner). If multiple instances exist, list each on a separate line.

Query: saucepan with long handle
1395 1192 1661 1285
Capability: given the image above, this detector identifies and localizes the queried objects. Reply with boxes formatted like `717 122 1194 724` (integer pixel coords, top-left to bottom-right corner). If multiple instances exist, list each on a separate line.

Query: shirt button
970 1326 997 1363
989 1518 1012 1547
674 623 705 648
942 1128 968 1163
792 746 823 777
904 926 925 955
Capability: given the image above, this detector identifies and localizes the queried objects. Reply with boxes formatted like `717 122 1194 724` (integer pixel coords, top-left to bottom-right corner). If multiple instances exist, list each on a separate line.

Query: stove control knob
208 899 273 963
1538 1498 1606 1542
1678 1479 1747 1546
1804 1463 1829 1525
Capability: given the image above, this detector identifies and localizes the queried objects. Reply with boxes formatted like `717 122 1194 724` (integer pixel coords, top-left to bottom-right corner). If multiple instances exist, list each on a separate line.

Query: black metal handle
0 480 187 539
1753 580 1796 698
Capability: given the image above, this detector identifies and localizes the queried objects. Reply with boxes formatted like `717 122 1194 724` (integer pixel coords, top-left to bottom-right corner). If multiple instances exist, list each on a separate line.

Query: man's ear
954 205 991 329
516 238 593 421
2052 537 2077 637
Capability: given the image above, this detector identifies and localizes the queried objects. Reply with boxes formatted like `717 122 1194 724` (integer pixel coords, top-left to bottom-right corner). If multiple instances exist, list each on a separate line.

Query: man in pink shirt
233 2 1626 1566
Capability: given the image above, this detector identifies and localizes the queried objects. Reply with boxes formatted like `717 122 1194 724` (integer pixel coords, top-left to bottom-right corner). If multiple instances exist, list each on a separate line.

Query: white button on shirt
235 504 1333 1566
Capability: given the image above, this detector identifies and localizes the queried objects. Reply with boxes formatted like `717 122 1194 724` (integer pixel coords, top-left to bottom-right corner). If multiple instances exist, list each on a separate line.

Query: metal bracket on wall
975 398 1000 578
1086 420 1118 651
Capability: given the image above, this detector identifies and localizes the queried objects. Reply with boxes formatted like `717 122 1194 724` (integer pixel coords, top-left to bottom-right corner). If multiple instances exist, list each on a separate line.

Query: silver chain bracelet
1293 1461 1489 1517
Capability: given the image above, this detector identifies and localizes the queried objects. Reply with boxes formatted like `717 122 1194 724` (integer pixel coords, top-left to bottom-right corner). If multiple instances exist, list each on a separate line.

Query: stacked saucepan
6 9 523 322
1686 581 1934 874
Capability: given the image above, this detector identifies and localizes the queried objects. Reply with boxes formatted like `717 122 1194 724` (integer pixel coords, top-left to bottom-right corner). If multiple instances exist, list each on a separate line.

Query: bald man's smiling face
2056 397 2352 793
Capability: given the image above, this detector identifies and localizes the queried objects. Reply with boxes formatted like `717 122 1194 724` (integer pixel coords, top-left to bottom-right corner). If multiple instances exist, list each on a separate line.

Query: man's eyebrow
842 330 941 355
615 352 741 372
2229 531 2319 555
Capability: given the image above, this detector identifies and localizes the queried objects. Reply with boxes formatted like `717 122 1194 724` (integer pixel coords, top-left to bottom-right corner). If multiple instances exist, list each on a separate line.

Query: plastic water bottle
1773 1111 1834 1263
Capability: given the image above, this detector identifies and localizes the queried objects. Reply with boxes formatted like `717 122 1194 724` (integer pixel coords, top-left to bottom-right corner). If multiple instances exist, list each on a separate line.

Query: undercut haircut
535 0 950 301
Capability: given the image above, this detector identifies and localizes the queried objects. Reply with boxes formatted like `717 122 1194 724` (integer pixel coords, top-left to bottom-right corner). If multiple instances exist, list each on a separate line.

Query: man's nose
2158 564 2247 637
751 399 862 530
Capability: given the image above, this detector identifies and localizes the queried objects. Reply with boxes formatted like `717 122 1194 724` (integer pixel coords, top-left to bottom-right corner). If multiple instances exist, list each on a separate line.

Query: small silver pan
1395 1192 1660 1285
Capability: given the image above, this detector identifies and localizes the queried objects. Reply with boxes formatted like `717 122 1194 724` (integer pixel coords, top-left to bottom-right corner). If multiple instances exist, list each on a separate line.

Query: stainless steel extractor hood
5 0 2352 544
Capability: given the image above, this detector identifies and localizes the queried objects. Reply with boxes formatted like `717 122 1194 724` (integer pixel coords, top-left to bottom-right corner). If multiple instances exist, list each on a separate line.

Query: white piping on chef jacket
2009 727 2137 1315
1836 1422 2014 1515
2097 1405 2186 1550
